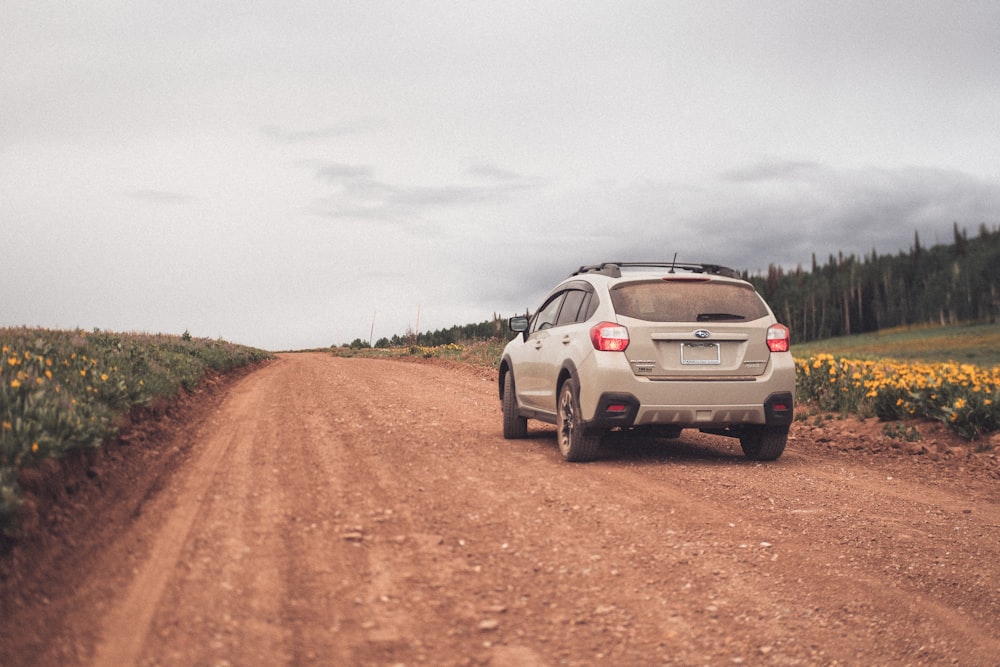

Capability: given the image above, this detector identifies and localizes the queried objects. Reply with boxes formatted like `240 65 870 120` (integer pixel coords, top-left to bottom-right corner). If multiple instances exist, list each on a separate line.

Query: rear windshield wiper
696 313 745 321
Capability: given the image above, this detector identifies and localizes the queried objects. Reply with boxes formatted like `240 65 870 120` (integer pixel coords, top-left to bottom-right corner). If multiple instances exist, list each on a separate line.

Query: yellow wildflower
10 379 20 388
2 421 11 430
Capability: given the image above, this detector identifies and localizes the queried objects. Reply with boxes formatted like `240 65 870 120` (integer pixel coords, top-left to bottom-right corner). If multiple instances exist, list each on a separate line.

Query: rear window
610 280 770 322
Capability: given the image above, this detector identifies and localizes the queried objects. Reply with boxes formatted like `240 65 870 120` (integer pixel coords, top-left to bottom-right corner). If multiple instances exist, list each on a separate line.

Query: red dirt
2 352 999 666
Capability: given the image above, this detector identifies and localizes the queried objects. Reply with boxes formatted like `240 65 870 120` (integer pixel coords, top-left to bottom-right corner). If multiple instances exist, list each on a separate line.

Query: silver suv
499 262 795 462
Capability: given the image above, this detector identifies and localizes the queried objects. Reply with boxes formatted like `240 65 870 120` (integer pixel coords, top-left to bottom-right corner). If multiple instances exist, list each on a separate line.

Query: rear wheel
502 372 528 439
557 378 601 462
739 425 788 461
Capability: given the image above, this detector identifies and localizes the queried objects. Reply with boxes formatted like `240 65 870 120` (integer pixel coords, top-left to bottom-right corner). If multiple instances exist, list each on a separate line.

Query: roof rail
571 262 741 279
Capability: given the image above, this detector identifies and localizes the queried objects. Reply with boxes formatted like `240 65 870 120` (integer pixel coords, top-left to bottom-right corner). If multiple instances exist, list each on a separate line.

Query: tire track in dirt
88 375 260 666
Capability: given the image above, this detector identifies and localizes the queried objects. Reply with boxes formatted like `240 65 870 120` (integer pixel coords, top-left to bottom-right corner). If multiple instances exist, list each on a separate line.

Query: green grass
332 339 509 369
792 322 1000 367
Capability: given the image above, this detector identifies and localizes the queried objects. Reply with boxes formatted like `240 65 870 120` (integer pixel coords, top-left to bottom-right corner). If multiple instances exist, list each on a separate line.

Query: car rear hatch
609 277 774 379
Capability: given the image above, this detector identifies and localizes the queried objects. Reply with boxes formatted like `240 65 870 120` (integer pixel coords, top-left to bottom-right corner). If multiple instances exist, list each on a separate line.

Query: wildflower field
1 327 271 531
792 323 1000 442
794 354 999 440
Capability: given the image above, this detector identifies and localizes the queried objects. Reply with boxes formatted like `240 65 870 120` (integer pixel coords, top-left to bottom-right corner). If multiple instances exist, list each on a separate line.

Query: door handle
561 335 571 345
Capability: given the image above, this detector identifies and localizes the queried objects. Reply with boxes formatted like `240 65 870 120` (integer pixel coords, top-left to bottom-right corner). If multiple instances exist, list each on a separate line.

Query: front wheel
557 378 601 462
739 425 788 461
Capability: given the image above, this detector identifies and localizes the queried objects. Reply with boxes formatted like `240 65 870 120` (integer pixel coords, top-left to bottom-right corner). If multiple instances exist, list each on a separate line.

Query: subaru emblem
694 329 711 339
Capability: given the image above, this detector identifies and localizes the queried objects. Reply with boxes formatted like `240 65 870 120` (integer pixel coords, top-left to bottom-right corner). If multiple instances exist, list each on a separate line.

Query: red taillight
766 324 790 353
590 321 629 351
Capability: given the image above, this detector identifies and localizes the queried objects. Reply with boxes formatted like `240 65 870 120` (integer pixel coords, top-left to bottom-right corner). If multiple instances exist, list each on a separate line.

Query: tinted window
580 291 597 320
555 290 587 326
530 294 565 333
610 280 770 322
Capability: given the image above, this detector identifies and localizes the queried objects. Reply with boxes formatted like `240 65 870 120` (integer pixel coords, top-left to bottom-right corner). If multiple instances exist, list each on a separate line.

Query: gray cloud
313 163 376 183
469 163 1000 314
126 190 193 205
646 165 998 272
720 160 819 183
261 118 385 143
305 161 546 222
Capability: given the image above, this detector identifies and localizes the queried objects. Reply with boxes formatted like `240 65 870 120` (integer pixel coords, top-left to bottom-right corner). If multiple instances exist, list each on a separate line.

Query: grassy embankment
1 327 272 532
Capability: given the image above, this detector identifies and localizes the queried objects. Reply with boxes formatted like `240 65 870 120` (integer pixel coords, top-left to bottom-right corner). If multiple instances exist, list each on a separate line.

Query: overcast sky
4 1 1000 350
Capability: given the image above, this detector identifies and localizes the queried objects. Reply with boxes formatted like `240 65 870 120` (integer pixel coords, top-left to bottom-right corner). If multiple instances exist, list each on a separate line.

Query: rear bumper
585 391 793 430
579 354 795 431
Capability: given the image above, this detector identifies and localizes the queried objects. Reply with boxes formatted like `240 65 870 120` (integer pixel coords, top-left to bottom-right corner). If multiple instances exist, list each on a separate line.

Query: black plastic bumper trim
585 392 641 430
764 392 795 426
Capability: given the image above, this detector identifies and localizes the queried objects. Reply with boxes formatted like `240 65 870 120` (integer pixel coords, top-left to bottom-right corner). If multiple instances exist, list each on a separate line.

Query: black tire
556 378 601 462
502 372 528 439
739 425 788 461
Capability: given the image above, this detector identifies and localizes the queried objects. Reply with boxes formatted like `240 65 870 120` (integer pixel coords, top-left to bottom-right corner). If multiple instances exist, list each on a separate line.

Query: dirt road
3 352 1000 666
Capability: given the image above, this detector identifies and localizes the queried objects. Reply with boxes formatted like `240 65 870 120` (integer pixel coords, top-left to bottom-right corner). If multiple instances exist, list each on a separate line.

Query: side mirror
508 316 529 333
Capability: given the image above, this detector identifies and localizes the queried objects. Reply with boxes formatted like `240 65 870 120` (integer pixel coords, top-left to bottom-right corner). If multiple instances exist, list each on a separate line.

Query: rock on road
3 352 1000 666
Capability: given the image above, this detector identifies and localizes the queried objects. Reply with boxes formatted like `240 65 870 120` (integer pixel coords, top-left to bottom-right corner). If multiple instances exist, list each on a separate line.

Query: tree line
346 223 1000 349
346 314 510 349
747 223 1000 343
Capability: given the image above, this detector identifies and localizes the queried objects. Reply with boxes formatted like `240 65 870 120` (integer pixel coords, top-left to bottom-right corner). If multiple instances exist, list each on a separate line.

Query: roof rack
571 262 741 279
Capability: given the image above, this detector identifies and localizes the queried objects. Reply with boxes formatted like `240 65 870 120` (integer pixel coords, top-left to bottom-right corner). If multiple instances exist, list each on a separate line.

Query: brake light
661 276 711 282
590 321 629 351
766 324 790 352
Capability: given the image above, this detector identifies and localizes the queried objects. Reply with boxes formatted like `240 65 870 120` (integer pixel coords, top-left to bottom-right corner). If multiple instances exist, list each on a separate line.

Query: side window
530 293 565 333
579 292 596 321
555 290 587 326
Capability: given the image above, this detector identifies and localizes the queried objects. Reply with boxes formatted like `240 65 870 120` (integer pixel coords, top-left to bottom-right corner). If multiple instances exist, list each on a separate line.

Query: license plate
681 342 720 365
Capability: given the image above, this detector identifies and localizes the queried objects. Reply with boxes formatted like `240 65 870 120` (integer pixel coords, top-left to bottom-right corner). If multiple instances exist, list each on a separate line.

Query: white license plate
681 342 721 365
